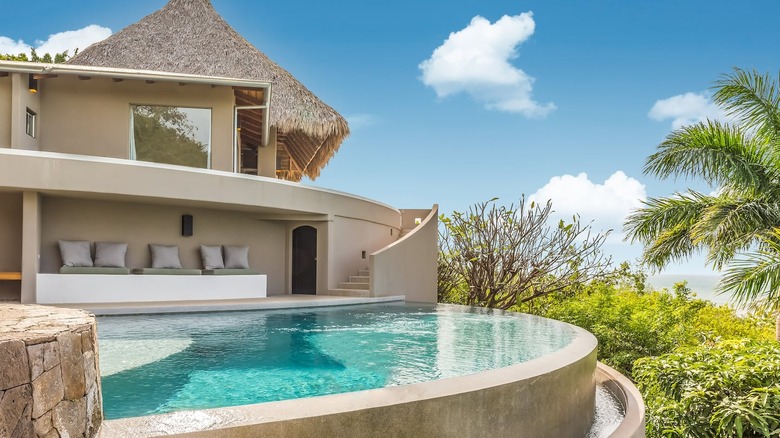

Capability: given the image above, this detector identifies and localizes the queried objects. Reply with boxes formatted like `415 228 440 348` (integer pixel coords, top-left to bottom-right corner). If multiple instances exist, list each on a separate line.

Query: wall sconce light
414 217 422 225
182 214 194 237
28 75 38 93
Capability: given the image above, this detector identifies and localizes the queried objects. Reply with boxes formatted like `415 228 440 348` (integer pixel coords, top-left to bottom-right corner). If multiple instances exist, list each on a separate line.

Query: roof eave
0 60 272 89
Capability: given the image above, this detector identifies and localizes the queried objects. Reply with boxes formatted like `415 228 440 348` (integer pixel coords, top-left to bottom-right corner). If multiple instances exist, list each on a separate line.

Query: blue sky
3 0 779 275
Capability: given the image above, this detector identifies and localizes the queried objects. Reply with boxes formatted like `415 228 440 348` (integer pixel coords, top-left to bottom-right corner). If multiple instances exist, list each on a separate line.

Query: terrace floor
56 294 406 315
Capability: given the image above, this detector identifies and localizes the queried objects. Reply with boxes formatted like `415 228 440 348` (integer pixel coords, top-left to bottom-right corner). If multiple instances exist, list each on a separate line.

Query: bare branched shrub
439 197 612 309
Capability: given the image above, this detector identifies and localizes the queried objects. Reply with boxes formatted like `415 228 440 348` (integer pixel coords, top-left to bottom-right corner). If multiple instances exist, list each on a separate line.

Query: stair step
358 269 370 277
349 275 370 282
338 282 369 290
327 289 370 298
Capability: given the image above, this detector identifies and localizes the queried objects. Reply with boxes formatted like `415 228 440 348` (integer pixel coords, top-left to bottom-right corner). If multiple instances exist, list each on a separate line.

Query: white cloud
0 25 111 57
529 171 646 240
346 114 377 130
0 37 30 55
419 12 555 118
648 92 728 129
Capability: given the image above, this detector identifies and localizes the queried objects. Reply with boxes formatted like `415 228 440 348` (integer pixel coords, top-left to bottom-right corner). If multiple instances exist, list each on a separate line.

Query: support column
21 191 40 303
258 126 277 178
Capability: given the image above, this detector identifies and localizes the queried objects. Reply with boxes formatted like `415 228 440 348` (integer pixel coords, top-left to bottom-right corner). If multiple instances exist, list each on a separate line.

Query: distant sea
646 274 731 306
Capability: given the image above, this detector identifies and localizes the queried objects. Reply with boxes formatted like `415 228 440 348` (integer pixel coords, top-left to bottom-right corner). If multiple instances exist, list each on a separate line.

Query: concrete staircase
328 267 370 297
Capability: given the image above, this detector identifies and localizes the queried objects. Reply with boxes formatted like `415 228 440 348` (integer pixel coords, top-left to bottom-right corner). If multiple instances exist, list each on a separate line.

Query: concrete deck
55 294 406 315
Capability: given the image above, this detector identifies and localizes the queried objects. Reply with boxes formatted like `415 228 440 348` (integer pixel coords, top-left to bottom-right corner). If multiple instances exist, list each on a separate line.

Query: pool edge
98 320 598 438
596 362 646 438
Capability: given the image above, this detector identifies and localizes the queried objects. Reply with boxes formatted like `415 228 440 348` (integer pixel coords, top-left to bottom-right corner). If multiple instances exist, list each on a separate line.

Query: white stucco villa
0 0 437 307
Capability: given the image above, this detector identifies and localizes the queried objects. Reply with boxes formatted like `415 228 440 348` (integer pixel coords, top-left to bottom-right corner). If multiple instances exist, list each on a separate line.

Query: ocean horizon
646 274 730 306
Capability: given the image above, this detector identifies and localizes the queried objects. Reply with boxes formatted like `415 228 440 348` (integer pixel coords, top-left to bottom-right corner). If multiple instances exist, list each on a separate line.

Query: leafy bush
634 340 780 438
525 280 773 376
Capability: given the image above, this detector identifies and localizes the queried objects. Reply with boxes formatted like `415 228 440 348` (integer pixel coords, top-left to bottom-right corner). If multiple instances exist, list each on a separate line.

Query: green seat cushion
60 266 130 275
132 268 202 276
201 269 261 276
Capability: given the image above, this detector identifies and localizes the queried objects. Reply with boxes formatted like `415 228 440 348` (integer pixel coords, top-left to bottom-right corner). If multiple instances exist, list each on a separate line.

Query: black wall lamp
182 214 194 237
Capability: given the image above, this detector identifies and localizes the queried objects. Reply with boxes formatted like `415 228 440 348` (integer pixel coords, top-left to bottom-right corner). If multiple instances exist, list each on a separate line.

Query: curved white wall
370 205 438 303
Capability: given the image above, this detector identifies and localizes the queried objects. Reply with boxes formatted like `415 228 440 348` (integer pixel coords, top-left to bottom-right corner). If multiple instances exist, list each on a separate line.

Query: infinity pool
98 303 576 419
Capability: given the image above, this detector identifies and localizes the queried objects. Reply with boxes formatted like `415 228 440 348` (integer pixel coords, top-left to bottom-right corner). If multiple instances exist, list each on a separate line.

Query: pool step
334 267 370 295
338 281 370 290
328 288 370 298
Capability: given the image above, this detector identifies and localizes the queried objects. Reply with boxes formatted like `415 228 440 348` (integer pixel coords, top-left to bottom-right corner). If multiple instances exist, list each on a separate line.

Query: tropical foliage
438 198 612 309
624 68 780 336
524 272 773 376
0 48 74 63
634 340 780 438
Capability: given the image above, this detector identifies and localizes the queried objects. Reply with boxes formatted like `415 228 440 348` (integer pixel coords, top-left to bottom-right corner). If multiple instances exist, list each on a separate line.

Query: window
25 108 36 138
130 105 211 169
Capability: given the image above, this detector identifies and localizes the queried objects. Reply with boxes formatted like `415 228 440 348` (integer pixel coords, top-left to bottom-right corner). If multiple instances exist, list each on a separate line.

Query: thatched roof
68 0 349 180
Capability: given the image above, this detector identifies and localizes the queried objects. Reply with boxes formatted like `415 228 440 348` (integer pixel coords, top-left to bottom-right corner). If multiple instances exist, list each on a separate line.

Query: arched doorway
292 226 317 295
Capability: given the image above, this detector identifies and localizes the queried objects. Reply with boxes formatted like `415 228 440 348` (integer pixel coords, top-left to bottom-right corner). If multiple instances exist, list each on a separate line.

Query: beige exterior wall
0 151 401 228
10 73 41 151
371 206 438 303
40 196 287 292
21 191 41 303
39 76 235 171
0 76 10 148
329 216 397 290
258 127 277 177
0 124 440 304
0 191 22 299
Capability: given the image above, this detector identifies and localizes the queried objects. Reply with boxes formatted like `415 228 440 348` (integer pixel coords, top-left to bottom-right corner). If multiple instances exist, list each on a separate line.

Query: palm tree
624 68 780 339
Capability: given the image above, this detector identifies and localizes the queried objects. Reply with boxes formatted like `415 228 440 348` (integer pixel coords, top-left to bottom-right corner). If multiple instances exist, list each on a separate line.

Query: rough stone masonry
0 304 102 438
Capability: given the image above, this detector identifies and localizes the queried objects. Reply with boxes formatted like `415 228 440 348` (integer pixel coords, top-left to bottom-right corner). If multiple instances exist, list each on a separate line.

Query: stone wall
0 305 101 437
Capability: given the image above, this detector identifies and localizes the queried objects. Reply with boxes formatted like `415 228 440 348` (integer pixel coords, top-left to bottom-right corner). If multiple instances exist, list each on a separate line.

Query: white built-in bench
36 273 267 304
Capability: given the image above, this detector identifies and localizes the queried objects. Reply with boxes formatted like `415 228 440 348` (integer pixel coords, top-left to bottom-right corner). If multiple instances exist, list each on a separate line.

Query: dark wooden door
292 226 317 295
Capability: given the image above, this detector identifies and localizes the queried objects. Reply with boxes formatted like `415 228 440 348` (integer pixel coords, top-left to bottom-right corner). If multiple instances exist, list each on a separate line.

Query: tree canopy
0 48 75 63
624 68 780 336
439 198 612 309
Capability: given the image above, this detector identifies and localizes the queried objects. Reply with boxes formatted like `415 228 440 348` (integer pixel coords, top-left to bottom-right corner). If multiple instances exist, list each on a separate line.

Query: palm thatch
68 0 348 180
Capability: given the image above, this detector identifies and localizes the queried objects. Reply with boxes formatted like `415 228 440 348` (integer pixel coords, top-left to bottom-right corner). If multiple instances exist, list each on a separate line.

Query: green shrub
634 340 780 438
524 283 773 376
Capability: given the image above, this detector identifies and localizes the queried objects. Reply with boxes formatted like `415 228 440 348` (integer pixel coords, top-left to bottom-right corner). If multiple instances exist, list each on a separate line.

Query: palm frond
625 192 711 244
641 223 700 270
625 192 712 269
713 67 780 142
695 197 780 268
644 121 775 191
720 230 780 308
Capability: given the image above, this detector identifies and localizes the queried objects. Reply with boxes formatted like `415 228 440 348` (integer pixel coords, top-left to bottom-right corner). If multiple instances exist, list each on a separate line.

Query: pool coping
97 316 598 437
597 362 646 438
62 294 406 315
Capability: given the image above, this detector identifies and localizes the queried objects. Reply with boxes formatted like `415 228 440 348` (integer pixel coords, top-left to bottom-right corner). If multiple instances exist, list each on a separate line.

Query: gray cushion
94 242 128 268
224 246 250 269
132 268 202 276
60 266 130 275
58 240 93 267
149 244 182 269
200 245 224 270
202 269 261 275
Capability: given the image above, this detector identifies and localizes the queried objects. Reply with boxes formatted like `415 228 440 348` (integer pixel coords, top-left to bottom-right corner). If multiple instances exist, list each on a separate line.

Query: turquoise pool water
97 303 576 419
